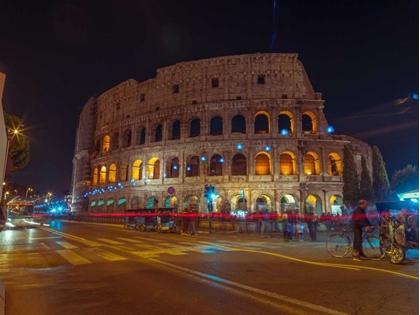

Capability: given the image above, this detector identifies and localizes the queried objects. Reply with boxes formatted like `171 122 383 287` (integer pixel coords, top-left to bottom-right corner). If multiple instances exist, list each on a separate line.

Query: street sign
167 186 176 195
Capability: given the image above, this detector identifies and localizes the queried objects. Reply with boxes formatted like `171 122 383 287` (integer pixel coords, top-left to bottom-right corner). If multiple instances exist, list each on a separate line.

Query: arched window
92 168 98 185
132 160 143 180
120 163 128 182
155 124 162 142
136 127 146 145
111 132 119 151
147 158 160 179
209 154 223 176
278 111 294 134
210 116 223 135
255 153 271 175
166 157 179 178
102 135 110 153
186 156 199 177
254 112 269 134
302 111 317 133
280 152 296 175
304 152 320 175
99 166 107 184
109 164 117 183
172 120 181 140
122 129 132 148
190 118 200 137
232 154 247 175
231 115 246 133
328 153 343 176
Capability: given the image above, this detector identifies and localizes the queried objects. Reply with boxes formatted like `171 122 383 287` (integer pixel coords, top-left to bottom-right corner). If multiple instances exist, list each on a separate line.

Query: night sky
0 0 418 196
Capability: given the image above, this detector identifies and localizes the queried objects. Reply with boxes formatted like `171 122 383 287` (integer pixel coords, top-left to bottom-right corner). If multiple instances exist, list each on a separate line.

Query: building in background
71 53 372 216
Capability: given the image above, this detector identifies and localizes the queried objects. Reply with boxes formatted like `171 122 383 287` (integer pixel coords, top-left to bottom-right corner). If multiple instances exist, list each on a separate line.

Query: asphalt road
0 220 418 315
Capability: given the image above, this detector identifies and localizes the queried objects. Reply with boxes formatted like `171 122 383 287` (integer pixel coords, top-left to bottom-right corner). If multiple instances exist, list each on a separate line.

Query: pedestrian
181 207 189 235
305 211 317 241
351 200 373 261
296 218 304 241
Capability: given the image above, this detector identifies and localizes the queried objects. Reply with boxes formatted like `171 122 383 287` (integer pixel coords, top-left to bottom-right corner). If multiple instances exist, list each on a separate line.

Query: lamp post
26 188 33 200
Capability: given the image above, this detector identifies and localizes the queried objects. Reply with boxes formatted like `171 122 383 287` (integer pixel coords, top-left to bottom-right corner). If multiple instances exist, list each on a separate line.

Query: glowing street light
25 188 33 200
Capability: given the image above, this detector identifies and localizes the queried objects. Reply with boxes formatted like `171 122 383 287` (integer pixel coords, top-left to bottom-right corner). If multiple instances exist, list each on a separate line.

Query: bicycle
326 228 385 260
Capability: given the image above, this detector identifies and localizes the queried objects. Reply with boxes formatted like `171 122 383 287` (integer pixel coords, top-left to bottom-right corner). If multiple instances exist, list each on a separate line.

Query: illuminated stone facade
71 53 372 216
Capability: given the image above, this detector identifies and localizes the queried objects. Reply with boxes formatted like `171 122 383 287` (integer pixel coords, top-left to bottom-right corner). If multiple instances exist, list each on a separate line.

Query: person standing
305 211 317 242
351 200 373 261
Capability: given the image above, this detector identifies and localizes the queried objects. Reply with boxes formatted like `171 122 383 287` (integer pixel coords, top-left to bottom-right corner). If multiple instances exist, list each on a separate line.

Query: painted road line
85 248 128 261
149 257 347 315
31 236 61 240
56 241 78 249
97 238 125 245
115 237 144 243
134 244 155 249
132 236 160 242
56 250 91 265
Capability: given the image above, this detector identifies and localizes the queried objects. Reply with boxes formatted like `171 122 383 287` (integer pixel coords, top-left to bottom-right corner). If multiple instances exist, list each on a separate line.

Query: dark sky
0 0 418 196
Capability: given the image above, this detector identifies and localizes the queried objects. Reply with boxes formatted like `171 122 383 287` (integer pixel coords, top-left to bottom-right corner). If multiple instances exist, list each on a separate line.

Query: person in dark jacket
351 200 373 261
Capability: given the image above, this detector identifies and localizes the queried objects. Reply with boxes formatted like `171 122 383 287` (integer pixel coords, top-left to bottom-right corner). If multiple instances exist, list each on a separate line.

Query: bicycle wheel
326 234 351 257
362 235 384 260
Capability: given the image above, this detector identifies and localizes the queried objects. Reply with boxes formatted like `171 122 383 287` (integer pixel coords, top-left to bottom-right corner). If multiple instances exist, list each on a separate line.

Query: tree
372 146 391 202
342 145 359 205
360 155 376 201
4 111 30 173
391 164 419 194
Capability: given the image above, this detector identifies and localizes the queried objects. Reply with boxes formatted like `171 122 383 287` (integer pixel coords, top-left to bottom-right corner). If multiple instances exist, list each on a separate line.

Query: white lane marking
149 258 347 315
85 248 128 262
56 250 91 265
97 238 125 245
115 237 143 243
56 241 78 249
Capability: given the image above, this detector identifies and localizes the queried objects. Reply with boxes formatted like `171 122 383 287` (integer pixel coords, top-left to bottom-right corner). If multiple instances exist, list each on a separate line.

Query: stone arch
120 162 129 182
280 194 299 213
165 196 179 213
209 154 224 176
154 123 163 142
131 196 140 209
171 120 181 140
166 157 179 178
99 166 107 184
231 114 246 133
117 197 127 212
136 126 146 145
122 128 132 148
255 194 273 213
232 153 247 175
278 110 294 134
231 194 248 211
146 196 158 209
304 151 321 175
109 164 117 183
97 199 105 212
111 132 119 151
302 111 317 133
255 152 271 175
132 160 143 180
328 152 343 176
210 116 223 135
147 157 160 179
186 155 200 177
92 167 98 185
279 151 297 175
254 111 270 134
190 117 201 137
106 198 114 212
102 135 110 153
184 195 200 212
306 194 322 216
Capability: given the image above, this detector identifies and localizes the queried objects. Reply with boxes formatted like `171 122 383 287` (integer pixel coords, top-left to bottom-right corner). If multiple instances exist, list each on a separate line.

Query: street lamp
26 188 33 200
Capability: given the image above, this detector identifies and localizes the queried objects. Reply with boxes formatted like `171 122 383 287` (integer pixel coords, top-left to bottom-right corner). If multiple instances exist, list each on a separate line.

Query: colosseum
70 53 372 217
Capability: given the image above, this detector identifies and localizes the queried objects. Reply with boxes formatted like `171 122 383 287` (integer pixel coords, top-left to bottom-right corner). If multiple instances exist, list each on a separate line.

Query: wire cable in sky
269 0 279 52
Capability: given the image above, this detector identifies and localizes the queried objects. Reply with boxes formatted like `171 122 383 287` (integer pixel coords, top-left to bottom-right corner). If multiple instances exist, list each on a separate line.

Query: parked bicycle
326 228 384 260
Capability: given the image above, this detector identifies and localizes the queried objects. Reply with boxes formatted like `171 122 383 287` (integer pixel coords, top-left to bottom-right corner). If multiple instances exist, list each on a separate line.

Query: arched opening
304 152 320 175
92 168 98 185
146 196 158 209
280 194 298 213
90 200 96 212
131 196 140 209
99 166 107 184
147 158 160 179
117 197 127 212
111 132 119 151
122 129 132 148
109 164 117 183
231 195 248 211
155 124 162 142
210 116 223 135
136 127 146 145
186 155 199 177
102 135 110 153
97 199 104 212
306 194 322 216
132 160 143 180
302 111 317 133
330 195 343 216
278 111 294 134
190 118 200 137
328 153 343 176
120 162 129 182
231 115 246 133
184 196 199 212
279 151 296 175
106 199 114 212
232 154 247 175
255 195 272 213
254 112 270 134
165 196 179 213
209 154 223 176
171 120 181 140
166 157 179 178
255 152 271 175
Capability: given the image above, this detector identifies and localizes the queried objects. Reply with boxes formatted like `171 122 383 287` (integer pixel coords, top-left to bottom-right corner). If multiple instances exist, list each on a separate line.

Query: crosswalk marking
56 249 91 265
56 241 78 249
84 248 128 261
97 238 125 245
134 244 155 249
132 236 161 242
115 237 143 243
